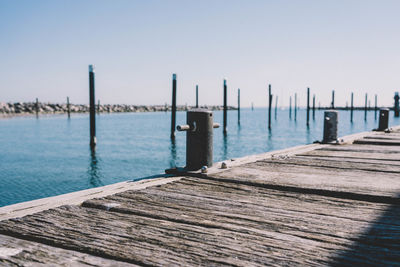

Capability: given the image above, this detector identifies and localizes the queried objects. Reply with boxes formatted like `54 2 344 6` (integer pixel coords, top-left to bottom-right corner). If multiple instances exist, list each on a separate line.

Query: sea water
0 108 398 207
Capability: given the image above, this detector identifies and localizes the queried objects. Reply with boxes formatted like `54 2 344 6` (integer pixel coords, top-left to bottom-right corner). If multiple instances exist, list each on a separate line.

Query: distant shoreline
0 102 237 119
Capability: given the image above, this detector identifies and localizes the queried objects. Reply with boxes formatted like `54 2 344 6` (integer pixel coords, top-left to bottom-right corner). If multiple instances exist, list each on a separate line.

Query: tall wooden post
331 90 335 109
364 93 368 121
97 100 100 114
395 92 400 117
294 93 297 121
289 96 292 119
223 79 227 134
274 95 278 120
89 65 96 148
35 98 39 117
350 92 354 123
196 85 199 108
306 87 310 126
67 97 70 118
171 74 177 139
312 94 315 120
237 88 240 125
268 84 272 129
374 94 378 120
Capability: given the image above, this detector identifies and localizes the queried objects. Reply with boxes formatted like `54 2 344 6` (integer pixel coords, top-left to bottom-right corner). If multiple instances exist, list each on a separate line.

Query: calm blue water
0 108 398 207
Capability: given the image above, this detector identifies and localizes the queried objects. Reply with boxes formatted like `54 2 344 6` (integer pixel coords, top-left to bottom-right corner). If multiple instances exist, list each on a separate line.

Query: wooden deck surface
1 128 400 266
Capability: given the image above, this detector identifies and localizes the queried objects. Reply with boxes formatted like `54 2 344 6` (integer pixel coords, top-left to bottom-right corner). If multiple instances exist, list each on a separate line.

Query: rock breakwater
0 102 236 116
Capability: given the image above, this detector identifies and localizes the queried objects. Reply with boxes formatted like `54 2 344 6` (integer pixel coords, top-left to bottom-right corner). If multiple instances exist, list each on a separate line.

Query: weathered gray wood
299 149 400 161
364 135 400 140
1 177 399 266
0 234 137 266
258 156 400 173
212 160 400 199
294 155 400 168
354 138 400 146
316 143 400 153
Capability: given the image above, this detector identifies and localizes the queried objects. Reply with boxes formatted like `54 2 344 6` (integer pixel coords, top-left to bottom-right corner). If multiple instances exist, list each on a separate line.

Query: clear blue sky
0 0 399 107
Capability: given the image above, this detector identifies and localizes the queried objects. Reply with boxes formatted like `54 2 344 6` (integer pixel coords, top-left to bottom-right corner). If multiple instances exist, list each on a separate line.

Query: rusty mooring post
171 74 177 139
331 90 335 109
89 65 96 148
177 109 220 171
322 110 338 143
377 108 389 131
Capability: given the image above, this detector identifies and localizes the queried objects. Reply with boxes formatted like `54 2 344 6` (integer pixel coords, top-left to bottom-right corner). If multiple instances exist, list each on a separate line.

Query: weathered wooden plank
91 177 396 226
1 177 399 266
0 176 181 221
257 156 400 173
354 138 400 146
364 135 400 140
309 144 400 154
212 159 400 199
0 234 137 266
298 149 400 161
294 155 400 168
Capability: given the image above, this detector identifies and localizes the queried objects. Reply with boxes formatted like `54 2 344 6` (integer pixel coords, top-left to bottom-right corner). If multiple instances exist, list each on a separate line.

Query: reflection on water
266 128 274 151
222 133 228 159
306 125 313 144
169 138 177 168
88 148 103 187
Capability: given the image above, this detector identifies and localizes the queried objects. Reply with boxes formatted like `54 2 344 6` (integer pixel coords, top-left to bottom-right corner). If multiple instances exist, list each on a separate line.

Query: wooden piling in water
67 97 70 118
274 95 278 120
268 84 272 129
350 92 354 123
171 74 177 139
223 79 227 134
374 94 377 120
394 92 399 117
97 100 100 114
238 88 240 125
89 65 96 148
196 85 199 108
331 90 335 109
306 87 310 126
294 93 297 121
35 98 39 117
289 96 292 119
312 94 315 120
364 93 368 121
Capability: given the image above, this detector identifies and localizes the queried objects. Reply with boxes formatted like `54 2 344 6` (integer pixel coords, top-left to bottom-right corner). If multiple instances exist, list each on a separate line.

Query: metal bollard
322 110 338 143
377 108 389 131
177 109 219 171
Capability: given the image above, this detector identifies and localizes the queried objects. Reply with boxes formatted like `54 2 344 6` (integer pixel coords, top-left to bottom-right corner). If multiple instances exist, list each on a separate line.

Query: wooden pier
1 127 400 266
